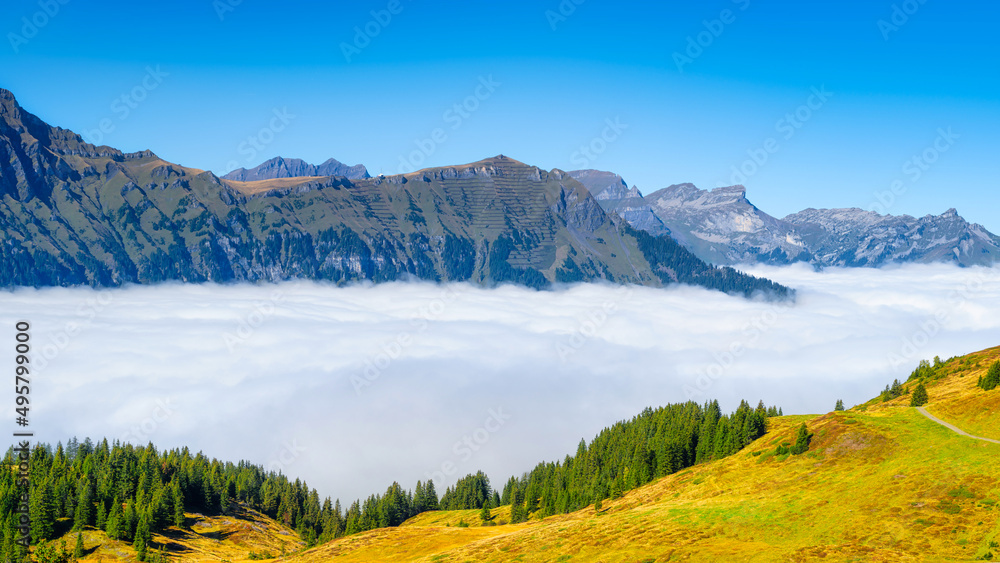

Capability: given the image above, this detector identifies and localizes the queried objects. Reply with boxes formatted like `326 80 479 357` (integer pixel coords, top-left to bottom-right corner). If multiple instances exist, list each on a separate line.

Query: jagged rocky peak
224 156 370 181
567 169 634 200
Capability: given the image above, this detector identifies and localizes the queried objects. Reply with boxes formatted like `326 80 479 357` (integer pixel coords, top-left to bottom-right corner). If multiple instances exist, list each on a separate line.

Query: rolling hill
288 346 1000 562
10 346 999 561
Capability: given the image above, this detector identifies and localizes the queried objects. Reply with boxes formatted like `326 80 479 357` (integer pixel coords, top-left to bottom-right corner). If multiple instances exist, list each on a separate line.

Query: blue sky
3 0 998 231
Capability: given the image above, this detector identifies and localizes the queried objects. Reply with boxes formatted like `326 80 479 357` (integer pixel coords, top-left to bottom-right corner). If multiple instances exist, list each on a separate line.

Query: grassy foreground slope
291 348 1000 562
56 503 303 562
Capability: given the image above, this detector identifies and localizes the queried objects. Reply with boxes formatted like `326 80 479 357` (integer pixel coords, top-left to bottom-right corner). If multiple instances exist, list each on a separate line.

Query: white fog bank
1 263 998 503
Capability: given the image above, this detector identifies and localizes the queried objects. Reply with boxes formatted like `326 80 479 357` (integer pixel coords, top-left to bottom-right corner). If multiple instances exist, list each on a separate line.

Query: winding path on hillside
915 407 1000 444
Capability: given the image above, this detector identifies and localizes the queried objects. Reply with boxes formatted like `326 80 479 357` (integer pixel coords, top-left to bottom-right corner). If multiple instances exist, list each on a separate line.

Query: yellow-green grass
38 503 305 562
38 346 1000 561
920 345 1000 441
288 346 1000 562
402 504 515 527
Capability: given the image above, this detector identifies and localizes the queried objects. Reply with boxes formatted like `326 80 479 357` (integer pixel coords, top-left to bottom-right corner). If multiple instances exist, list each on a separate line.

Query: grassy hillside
24 348 999 561
286 347 1000 562
33 503 304 562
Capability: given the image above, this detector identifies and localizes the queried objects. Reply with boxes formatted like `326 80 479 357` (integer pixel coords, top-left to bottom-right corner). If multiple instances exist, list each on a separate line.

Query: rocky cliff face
0 89 788 297
642 183 812 266
572 166 1000 268
568 170 668 236
223 156 370 181
783 207 1000 267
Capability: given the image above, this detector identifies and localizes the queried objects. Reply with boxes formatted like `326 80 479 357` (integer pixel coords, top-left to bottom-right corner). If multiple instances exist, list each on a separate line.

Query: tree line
0 438 442 562
1 398 780 559
441 400 780 523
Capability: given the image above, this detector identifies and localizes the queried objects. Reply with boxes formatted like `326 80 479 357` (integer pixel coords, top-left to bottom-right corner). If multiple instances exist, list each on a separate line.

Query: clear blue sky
3 0 998 232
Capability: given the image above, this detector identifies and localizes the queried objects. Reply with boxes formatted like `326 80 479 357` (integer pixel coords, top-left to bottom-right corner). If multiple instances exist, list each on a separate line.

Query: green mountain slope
0 88 788 297
291 346 1000 562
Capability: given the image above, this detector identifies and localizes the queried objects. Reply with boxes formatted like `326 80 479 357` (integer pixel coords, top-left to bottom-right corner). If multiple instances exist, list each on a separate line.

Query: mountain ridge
574 166 1000 268
223 156 370 182
0 89 788 298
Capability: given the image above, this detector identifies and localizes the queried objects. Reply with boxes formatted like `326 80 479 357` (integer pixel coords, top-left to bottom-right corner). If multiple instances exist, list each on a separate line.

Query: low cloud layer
2 263 998 503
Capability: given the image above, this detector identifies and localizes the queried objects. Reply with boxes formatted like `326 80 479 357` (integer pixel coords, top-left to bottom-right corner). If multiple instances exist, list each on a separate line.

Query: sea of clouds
1 263 998 503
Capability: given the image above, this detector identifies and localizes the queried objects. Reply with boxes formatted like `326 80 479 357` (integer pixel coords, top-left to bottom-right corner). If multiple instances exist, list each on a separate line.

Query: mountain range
0 89 786 297
222 156 370 182
569 170 1000 268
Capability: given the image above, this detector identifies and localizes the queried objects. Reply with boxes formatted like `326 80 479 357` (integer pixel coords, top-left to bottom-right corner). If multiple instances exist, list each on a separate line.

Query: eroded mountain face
574 166 1000 268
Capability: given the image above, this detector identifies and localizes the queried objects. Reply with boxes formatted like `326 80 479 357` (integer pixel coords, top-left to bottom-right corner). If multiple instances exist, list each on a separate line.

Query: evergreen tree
73 483 93 530
96 500 107 530
123 501 137 541
790 423 812 455
479 503 490 524
106 497 122 540
30 480 56 543
171 482 185 528
981 361 1000 391
134 513 151 561
73 532 84 559
834 399 845 411
910 382 929 407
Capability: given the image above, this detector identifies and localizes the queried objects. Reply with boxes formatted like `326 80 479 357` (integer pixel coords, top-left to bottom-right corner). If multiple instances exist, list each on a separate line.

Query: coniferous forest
0 399 777 560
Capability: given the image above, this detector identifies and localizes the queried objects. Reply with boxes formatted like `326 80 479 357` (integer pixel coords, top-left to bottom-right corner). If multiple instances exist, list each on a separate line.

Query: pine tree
123 501 137 541
134 513 151 561
479 503 490 524
96 500 107 530
30 480 56 543
910 382 929 406
790 423 812 455
106 497 122 540
981 361 1000 391
73 483 93 530
74 532 84 559
834 399 845 411
171 482 185 528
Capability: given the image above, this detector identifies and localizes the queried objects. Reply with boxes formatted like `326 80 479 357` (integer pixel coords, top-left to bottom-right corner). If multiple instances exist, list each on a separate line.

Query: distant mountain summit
0 89 788 297
223 156 370 181
782 207 1000 267
568 170 668 236
572 167 1000 268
